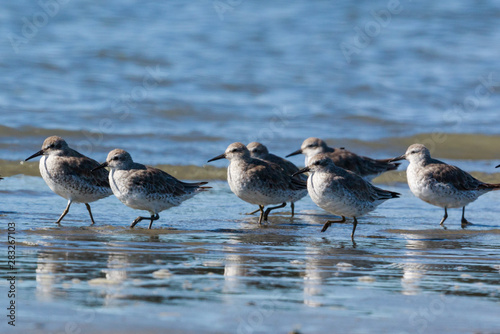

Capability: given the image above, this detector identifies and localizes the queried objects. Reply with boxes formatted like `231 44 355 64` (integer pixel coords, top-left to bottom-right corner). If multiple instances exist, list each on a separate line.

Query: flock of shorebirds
2 135 499 239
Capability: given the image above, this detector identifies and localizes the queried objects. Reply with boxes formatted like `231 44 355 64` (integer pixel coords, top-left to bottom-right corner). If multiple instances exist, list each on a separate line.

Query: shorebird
208 142 307 224
294 153 400 239
93 149 210 229
286 137 399 181
246 142 307 217
25 136 112 225
391 144 500 228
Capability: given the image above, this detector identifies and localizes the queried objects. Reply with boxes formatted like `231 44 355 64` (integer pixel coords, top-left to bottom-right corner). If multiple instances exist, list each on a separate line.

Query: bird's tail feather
478 183 500 191
181 181 212 191
374 186 401 200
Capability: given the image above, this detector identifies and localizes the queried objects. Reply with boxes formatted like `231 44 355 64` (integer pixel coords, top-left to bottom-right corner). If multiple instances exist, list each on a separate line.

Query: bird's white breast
40 155 68 199
109 169 184 214
227 161 289 206
308 171 376 217
406 163 483 208
40 155 110 203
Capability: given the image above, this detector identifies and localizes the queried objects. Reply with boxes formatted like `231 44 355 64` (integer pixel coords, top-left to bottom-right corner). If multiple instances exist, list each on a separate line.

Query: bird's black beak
292 166 310 177
286 148 302 158
388 154 406 163
496 164 500 168
92 161 108 172
25 149 44 161
207 153 226 163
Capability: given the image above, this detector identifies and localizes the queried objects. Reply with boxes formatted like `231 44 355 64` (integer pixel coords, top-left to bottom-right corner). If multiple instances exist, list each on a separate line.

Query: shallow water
2 0 500 169
2 0 500 333
1 177 500 333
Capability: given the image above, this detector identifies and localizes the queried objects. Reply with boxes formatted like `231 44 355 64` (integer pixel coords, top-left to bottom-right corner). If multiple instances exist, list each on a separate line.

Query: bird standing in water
94 149 210 229
247 142 307 217
287 137 400 181
294 154 400 239
391 144 500 228
25 136 112 225
208 142 307 224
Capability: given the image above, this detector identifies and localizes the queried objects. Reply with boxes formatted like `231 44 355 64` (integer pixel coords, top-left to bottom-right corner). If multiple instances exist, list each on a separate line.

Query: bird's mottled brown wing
327 150 399 176
246 159 306 191
127 166 207 196
60 156 110 188
267 153 307 182
333 167 400 202
425 160 483 191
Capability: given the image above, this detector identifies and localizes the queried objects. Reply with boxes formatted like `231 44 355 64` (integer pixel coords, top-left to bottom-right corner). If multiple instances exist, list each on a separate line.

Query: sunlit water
1 176 500 333
1 0 500 167
1 0 500 333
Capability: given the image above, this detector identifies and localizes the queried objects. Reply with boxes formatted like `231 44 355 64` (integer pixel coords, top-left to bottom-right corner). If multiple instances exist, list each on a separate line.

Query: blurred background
2 2 500 333
1 0 500 176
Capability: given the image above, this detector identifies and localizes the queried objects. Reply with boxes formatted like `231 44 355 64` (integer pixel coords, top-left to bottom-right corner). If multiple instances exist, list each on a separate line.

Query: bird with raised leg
208 142 307 224
246 142 307 217
293 154 400 239
93 149 210 229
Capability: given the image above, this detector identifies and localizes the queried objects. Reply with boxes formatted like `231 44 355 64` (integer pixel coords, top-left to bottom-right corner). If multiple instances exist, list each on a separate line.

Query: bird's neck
410 156 431 167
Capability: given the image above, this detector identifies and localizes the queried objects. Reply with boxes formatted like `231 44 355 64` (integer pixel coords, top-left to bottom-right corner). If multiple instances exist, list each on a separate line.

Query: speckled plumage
101 149 209 228
287 137 399 181
296 154 400 238
247 142 307 211
208 142 307 223
25 136 112 225
393 144 500 227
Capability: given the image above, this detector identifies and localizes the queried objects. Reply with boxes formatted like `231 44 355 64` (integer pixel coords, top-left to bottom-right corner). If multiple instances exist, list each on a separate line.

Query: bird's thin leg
321 216 346 233
461 206 472 228
439 207 448 228
351 217 358 239
291 202 295 217
263 203 287 221
257 205 265 224
131 216 150 228
148 213 160 229
245 208 261 215
55 200 72 225
85 203 96 225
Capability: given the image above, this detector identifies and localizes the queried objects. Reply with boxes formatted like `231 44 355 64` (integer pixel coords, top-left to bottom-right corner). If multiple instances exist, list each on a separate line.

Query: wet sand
1 177 499 333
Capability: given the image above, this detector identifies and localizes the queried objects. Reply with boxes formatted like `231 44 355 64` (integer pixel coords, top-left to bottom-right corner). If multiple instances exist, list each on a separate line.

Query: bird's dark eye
113 156 119 160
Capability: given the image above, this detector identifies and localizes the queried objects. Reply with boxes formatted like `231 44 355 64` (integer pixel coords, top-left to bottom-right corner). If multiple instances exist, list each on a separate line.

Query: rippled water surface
1 0 500 333
1 177 500 333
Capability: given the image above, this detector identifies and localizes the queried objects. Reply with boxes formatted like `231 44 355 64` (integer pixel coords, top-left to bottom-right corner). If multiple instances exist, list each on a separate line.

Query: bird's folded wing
427 162 483 191
61 156 110 188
